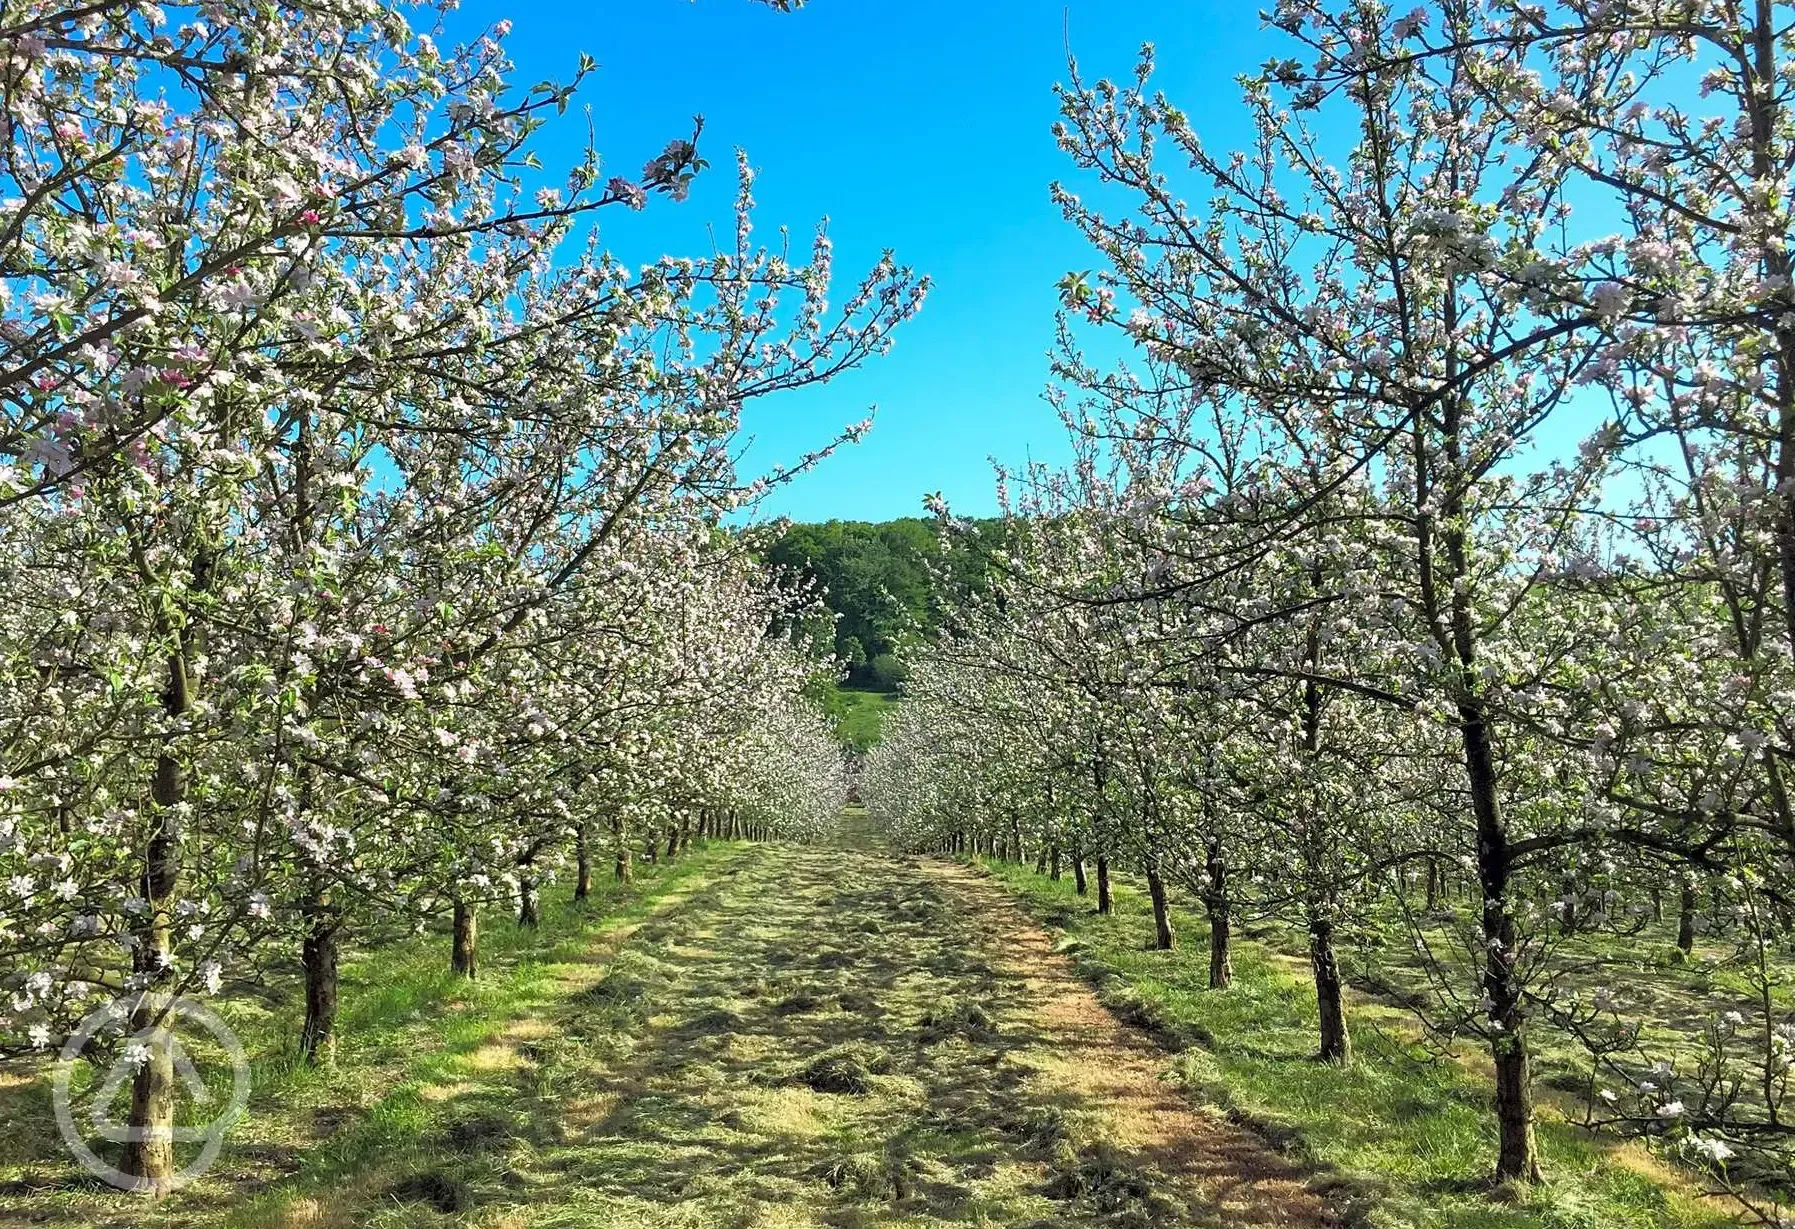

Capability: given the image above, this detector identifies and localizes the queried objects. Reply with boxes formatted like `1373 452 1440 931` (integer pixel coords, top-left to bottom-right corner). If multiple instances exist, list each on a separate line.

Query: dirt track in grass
449 840 1338 1228
1 838 1339 1228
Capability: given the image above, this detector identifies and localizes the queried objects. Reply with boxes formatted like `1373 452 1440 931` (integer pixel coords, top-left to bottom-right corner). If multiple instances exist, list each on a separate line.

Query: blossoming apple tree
0 0 918 1194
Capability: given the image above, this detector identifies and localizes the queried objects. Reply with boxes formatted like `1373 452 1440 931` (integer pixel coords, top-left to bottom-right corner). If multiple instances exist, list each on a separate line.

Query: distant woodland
764 517 1005 690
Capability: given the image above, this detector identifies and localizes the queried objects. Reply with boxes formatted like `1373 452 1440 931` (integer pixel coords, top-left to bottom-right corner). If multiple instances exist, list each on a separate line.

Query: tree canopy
765 517 1005 690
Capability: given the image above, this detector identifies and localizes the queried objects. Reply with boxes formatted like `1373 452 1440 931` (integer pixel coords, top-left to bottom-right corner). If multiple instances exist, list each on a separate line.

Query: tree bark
517 869 540 929
452 899 478 979
1203 841 1233 989
1465 704 1541 1182
575 822 593 902
1493 1032 1540 1183
1146 856 1174 950
1309 910 1350 1064
1096 856 1113 916
611 812 633 882
123 993 175 1193
299 886 341 1064
1430 345 1539 1180
1050 844 1062 880
1295 604 1345 1063
1677 883 1697 956
1072 844 1088 896
124 643 192 1192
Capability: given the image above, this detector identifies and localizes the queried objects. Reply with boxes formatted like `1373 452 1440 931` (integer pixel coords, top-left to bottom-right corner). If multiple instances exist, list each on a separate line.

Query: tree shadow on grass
437 846 1300 1227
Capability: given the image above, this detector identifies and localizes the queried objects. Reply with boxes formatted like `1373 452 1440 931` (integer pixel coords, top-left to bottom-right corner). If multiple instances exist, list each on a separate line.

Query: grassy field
829 685 900 751
3 827 1750 1229
978 857 1740 1229
0 836 1347 1229
0 846 740 1228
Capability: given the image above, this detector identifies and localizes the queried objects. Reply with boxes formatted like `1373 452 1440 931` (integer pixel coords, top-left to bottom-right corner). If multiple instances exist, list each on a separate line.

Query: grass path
381 840 1335 1227
2 837 1341 1227
0 849 736 1229
974 857 1740 1229
918 858 1331 1226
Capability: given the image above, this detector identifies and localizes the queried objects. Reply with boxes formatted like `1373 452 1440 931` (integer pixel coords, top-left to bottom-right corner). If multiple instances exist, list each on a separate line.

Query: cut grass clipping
0 845 737 1229
978 856 1739 1229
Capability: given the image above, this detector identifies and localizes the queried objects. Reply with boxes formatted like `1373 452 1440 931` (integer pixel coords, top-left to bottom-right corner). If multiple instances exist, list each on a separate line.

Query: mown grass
440 843 1123 1227
0 844 742 1228
8 837 1256 1227
17 830 1727 1228
978 857 1742 1229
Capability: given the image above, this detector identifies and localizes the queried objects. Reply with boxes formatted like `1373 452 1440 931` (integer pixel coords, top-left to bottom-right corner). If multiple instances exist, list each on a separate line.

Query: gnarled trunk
452 899 478 979
613 812 633 883
1145 856 1174 950
1677 883 1697 956
1308 909 1349 1064
1203 841 1232 989
300 887 341 1064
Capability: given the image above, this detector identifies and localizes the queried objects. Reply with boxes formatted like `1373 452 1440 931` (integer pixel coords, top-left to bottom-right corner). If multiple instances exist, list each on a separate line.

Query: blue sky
445 0 1277 522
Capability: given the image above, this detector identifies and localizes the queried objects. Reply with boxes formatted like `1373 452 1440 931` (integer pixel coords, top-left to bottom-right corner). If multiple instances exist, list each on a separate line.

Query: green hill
766 517 1004 690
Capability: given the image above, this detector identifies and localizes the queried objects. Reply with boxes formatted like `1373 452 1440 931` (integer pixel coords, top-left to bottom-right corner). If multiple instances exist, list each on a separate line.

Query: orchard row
868 1 1795 1218
0 0 912 1193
